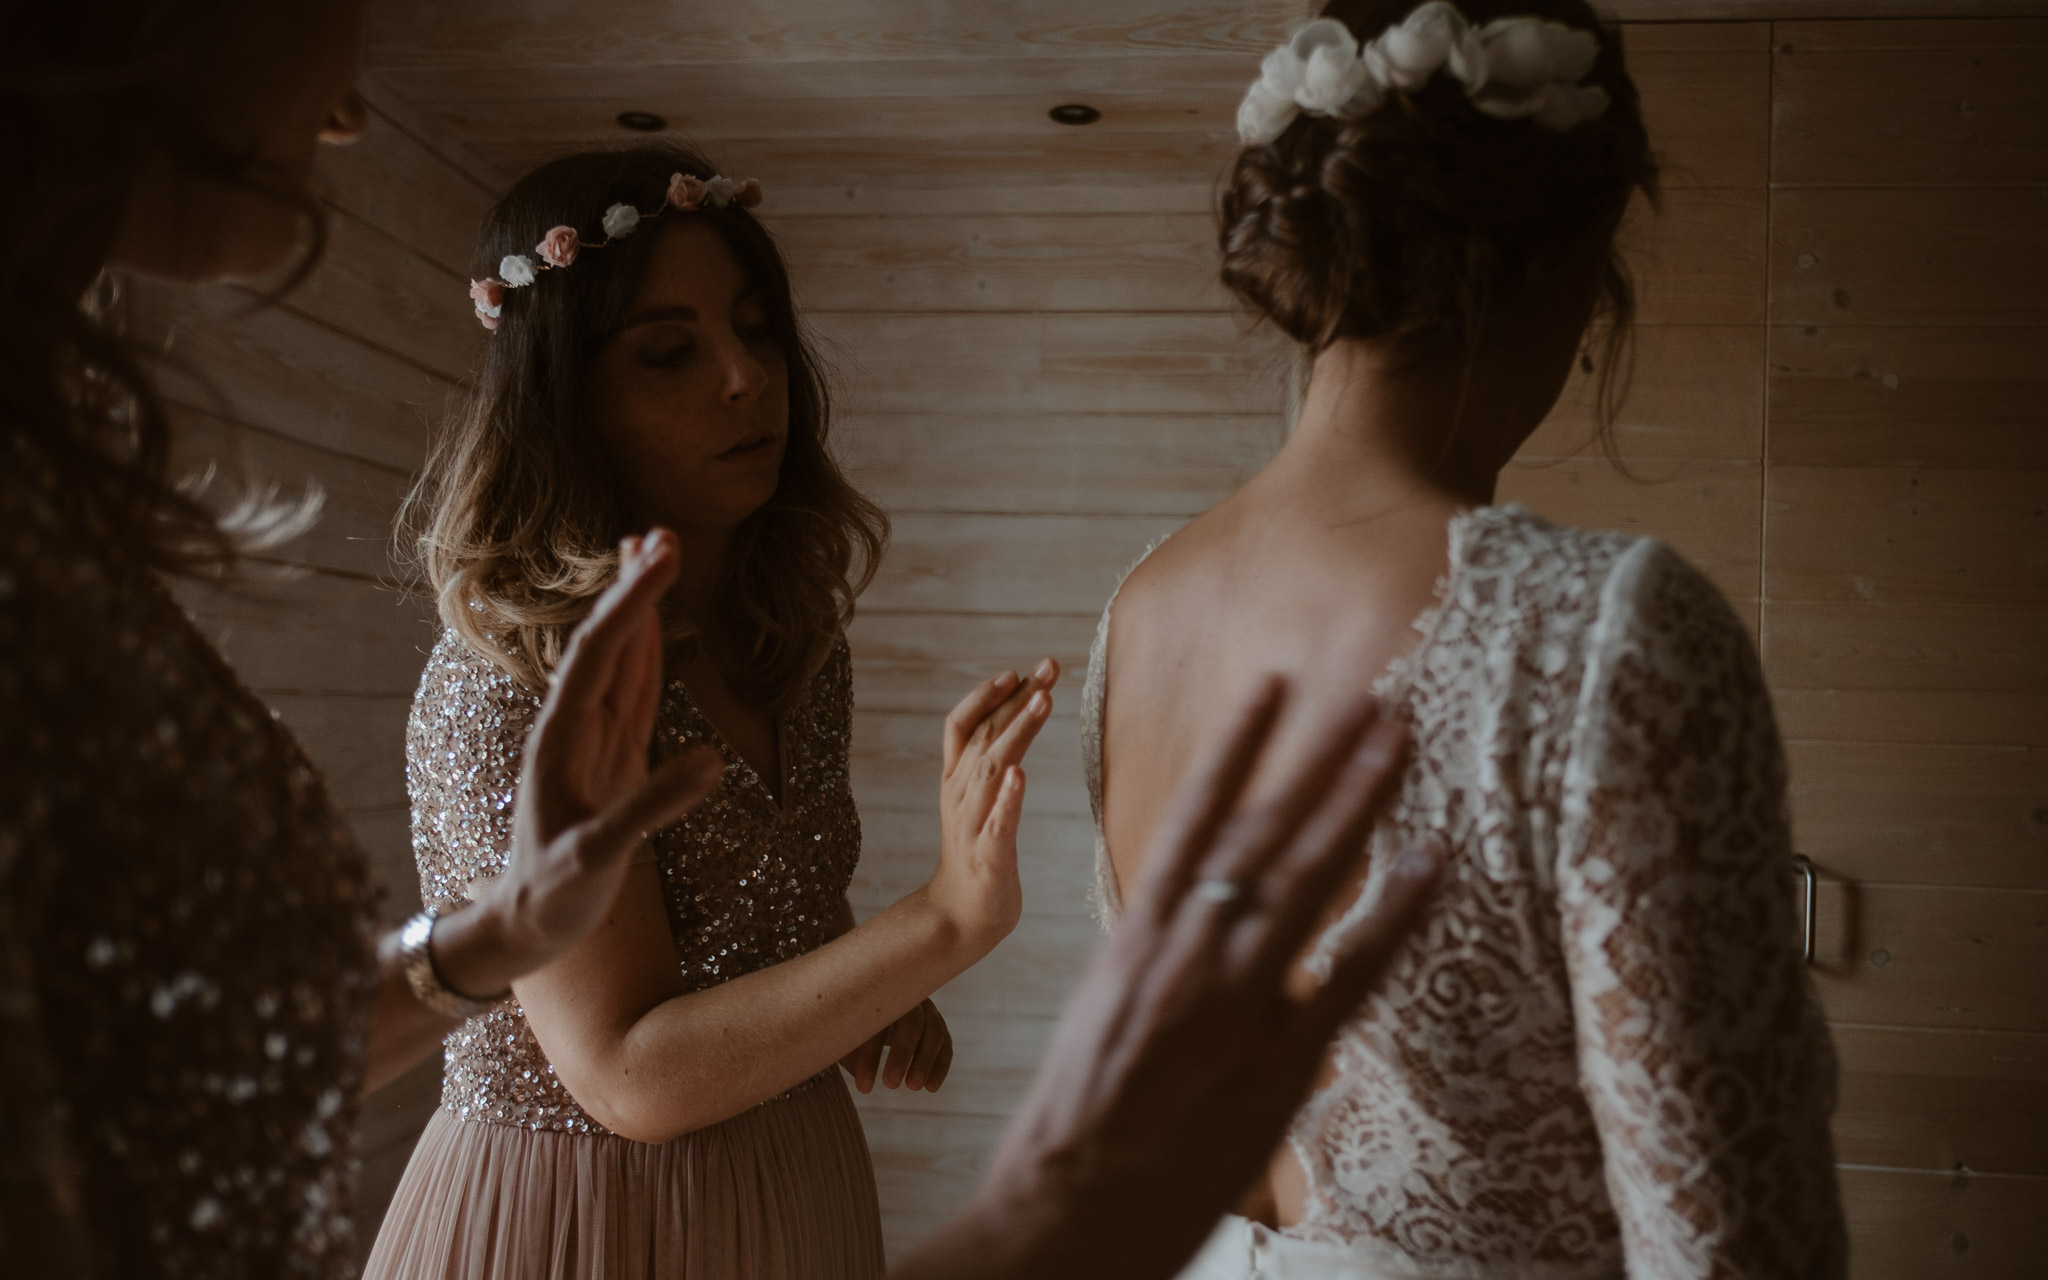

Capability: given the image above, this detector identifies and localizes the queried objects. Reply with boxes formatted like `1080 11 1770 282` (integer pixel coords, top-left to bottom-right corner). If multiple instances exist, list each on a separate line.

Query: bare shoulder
1108 500 1253 665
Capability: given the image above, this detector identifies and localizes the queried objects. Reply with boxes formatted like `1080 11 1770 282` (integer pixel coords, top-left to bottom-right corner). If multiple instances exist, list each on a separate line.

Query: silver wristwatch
396 906 509 1018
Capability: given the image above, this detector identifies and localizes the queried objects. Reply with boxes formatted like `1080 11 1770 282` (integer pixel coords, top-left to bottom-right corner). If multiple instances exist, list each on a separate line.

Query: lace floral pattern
1085 506 1845 1278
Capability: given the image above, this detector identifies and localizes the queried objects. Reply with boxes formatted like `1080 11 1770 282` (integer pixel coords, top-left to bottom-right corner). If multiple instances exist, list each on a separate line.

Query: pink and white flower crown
468 171 764 331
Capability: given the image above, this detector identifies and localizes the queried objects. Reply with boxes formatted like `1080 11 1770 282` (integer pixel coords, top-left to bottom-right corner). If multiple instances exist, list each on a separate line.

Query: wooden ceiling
362 0 2048 196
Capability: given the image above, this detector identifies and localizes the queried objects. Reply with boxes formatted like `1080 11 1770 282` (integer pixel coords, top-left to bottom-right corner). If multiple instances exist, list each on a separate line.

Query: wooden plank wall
155 4 2038 1271
1763 19 2048 1276
758 17 2048 1271
128 86 497 1264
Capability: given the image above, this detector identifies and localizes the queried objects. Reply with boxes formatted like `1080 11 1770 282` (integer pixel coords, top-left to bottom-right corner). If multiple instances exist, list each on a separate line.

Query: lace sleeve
405 634 544 912
1556 542 1846 1279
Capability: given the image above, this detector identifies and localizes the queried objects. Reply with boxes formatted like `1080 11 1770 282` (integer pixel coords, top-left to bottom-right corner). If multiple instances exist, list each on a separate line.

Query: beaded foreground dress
1083 505 1847 1280
364 632 883 1280
0 443 376 1276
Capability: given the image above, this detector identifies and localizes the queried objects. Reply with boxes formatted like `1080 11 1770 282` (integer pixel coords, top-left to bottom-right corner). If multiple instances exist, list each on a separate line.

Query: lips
716 433 775 459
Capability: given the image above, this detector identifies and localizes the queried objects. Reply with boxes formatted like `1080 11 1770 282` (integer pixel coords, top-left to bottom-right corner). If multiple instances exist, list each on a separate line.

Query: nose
719 332 770 405
320 90 369 146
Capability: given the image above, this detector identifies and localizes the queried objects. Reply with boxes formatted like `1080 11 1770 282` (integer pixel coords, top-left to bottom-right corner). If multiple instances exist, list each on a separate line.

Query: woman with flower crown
361 144 1069 1279
1086 2 1847 1277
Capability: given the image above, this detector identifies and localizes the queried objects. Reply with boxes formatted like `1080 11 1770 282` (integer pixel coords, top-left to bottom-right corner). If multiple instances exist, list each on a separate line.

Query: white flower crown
1237 1 1610 146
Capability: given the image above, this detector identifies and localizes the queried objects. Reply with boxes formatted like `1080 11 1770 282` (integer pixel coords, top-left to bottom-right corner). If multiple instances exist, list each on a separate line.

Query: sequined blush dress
1083 505 1848 1279
363 631 885 1280
0 443 377 1275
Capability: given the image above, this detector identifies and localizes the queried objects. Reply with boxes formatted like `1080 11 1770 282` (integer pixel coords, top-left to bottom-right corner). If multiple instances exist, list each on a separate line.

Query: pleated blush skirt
362 1072 885 1280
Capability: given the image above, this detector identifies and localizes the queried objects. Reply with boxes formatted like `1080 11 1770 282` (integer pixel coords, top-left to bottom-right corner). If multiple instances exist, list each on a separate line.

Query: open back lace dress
1082 505 1847 1280
363 633 884 1280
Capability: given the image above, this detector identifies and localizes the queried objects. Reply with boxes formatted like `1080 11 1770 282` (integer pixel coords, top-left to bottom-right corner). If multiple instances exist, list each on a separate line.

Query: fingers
982 766 1027 849
943 670 1022 775
581 746 723 863
843 1030 885 1094
879 1009 925 1090
1238 715 1410 984
967 659 1061 755
904 1002 949 1091
1297 837 1444 1042
976 685 1053 791
944 660 1059 777
926 1035 955 1092
1128 676 1288 921
548 530 680 716
600 607 667 787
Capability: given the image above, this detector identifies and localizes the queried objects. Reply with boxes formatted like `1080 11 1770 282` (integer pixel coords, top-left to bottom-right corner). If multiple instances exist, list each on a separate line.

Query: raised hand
893 677 1443 1280
925 659 1061 949
437 530 724 998
840 997 955 1094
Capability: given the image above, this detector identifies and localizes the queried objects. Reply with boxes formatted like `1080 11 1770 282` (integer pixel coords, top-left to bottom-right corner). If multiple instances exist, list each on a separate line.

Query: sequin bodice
0 444 377 1276
406 631 862 1133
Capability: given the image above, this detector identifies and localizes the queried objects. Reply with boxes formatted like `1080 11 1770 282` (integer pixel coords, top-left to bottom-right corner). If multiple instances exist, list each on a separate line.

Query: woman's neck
657 524 732 624
1269 340 1504 518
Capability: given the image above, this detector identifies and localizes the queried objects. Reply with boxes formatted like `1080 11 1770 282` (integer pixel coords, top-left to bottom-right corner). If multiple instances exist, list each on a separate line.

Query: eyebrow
621 286 763 333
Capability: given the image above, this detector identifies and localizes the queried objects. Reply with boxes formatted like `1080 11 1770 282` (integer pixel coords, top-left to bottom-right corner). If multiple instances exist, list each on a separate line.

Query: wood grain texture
363 3 2048 72
264 209 483 381
837 413 1281 516
264 693 414 813
1525 325 1764 463
1807 882 2046 1032
1765 466 2048 606
1768 326 2048 470
771 183 1763 320
1774 16 2048 49
1787 740 2046 888
1772 40 2048 186
347 805 423 926
1836 1166 2048 1280
367 26 1768 192
854 707 1091 820
1496 457 1762 616
1766 601 2048 747
315 101 497 274
169 408 408 582
814 312 1290 416
776 211 1227 314
135 280 450 474
852 1108 1005 1260
848 612 1103 712
845 1009 1059 1121
849 808 1100 925
1831 1024 2048 1175
174 573 438 697
1769 186 2048 327
861 512 1187 616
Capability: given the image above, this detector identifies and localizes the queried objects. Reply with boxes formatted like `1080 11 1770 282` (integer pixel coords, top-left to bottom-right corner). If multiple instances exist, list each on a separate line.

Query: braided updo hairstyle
1220 0 1658 433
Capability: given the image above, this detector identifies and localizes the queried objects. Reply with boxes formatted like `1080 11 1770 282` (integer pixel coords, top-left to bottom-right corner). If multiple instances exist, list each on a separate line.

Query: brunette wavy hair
2 0 328 575
400 144 887 706
1219 0 1659 447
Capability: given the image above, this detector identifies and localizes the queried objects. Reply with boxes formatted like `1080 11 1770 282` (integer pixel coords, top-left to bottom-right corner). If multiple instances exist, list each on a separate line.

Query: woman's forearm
360 901 522 1093
536 887 980 1142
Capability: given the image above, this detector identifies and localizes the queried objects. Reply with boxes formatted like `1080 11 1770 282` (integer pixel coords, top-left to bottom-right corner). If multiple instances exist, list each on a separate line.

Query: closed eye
640 344 693 369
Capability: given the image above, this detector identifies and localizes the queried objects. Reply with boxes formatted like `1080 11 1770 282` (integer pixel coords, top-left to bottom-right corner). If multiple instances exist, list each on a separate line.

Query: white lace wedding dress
1082 506 1846 1279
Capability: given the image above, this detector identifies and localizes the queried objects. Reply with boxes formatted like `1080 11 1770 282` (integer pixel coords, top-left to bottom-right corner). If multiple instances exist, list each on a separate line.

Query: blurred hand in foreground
894 678 1442 1280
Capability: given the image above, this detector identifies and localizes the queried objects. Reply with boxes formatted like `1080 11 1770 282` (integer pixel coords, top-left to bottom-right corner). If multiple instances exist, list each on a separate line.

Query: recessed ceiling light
616 110 667 132
1048 104 1101 126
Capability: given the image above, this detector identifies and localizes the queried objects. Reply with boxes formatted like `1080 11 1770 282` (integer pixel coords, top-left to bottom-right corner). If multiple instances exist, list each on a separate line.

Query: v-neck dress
363 631 882 1280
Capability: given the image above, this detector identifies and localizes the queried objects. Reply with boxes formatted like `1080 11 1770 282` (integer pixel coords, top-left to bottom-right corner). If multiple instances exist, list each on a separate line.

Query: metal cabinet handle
1791 855 1816 965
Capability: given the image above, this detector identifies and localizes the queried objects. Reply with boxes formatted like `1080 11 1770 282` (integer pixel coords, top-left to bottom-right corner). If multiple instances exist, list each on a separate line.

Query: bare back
1095 474 1463 1224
